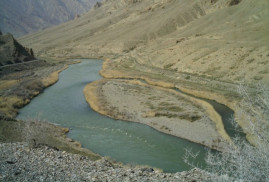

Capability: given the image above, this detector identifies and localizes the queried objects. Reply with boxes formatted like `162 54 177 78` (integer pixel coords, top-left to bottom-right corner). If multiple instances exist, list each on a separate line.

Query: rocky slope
0 33 35 66
0 0 99 37
0 142 211 182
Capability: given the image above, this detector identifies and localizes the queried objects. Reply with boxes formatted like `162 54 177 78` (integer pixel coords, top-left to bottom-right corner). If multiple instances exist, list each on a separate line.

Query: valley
0 0 268 181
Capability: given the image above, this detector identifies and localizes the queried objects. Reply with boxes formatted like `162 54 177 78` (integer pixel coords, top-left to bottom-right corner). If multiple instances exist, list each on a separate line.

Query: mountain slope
19 0 269 86
0 0 99 37
0 32 35 66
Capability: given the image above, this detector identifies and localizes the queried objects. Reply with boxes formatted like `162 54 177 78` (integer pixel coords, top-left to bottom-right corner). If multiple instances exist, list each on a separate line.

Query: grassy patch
155 112 201 122
0 96 28 118
164 63 174 69
253 75 263 80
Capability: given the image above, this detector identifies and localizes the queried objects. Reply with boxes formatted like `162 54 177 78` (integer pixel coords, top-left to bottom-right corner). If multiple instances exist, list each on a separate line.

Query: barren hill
0 32 35 66
0 0 99 37
19 0 269 86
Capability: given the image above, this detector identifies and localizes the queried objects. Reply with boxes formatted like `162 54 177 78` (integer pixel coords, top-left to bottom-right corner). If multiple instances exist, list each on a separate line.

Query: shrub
184 84 269 182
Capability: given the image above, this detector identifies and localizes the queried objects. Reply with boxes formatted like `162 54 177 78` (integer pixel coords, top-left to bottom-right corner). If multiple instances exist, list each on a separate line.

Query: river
17 59 232 172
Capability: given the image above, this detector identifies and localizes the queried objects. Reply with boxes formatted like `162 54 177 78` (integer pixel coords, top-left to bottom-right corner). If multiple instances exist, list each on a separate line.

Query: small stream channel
173 88 245 140
17 59 239 172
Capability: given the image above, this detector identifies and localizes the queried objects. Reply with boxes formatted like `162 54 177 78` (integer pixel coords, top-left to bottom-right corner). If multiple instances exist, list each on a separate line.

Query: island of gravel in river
84 79 231 151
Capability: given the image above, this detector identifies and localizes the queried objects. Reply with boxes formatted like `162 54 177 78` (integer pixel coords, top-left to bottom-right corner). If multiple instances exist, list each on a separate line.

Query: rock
94 2 102 9
229 0 242 6
0 33 35 66
6 160 16 164
74 14 80 20
0 142 212 181
141 168 154 173
14 171 21 175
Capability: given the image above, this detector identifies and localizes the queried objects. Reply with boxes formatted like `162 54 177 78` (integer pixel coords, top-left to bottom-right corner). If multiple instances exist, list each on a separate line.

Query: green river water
17 59 237 172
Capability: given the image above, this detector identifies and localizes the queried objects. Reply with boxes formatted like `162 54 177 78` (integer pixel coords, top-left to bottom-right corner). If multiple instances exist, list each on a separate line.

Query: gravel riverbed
0 142 211 182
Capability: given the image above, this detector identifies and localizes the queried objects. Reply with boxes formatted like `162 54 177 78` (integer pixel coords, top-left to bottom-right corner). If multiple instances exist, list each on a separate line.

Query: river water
17 59 221 172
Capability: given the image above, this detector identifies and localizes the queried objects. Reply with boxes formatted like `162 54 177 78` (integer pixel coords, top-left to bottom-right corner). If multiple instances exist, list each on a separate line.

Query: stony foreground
0 142 211 182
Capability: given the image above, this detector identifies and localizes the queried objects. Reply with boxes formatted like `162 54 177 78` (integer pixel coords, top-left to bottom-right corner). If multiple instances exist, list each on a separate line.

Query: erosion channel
17 59 237 173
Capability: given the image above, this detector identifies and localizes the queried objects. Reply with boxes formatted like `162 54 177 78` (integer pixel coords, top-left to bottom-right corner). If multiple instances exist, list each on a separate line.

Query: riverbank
0 58 212 179
84 79 231 151
0 59 100 160
0 142 211 181
0 60 64 118
97 57 262 146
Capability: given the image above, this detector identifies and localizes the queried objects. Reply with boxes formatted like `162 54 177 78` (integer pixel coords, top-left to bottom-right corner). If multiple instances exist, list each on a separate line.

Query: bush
184 84 269 182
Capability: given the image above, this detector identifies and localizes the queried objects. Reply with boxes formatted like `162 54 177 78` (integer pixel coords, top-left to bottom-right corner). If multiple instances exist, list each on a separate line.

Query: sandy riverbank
84 79 231 151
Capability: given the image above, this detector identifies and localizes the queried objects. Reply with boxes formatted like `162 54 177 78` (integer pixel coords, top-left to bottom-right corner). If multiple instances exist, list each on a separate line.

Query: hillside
0 0 99 37
0 32 35 66
19 0 269 86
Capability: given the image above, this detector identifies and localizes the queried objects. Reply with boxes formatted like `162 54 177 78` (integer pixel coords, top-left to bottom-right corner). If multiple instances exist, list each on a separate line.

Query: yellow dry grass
42 65 68 87
135 80 232 144
83 80 109 117
84 79 232 147
0 96 29 118
0 64 69 118
0 80 19 90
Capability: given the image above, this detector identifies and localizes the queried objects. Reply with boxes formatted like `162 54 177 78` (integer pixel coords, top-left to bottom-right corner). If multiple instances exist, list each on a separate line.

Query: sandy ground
84 79 231 150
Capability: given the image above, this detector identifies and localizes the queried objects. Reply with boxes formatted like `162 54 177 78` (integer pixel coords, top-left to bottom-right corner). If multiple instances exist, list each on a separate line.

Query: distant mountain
0 0 99 37
0 32 35 66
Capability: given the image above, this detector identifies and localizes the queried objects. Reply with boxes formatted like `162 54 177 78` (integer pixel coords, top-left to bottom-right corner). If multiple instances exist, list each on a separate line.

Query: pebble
0 142 211 182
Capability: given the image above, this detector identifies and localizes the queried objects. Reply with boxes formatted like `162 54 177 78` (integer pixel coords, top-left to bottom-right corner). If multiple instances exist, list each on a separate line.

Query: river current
17 59 224 172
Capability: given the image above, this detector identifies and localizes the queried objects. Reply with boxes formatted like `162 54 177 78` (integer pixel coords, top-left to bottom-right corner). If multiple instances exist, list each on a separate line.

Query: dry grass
0 96 28 118
42 65 68 87
185 84 269 182
0 80 18 90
